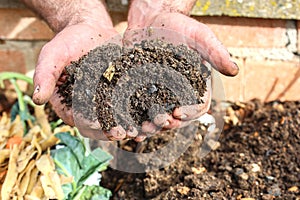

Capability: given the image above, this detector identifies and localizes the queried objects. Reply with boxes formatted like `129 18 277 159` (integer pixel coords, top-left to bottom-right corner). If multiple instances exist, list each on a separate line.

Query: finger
126 126 139 138
162 117 181 129
134 133 147 142
33 25 110 105
153 113 173 127
141 121 159 134
173 88 211 120
173 103 210 121
106 125 126 140
150 13 239 76
158 119 192 130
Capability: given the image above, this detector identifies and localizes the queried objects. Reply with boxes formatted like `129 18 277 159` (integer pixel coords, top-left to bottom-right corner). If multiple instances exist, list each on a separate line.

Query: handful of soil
58 39 210 133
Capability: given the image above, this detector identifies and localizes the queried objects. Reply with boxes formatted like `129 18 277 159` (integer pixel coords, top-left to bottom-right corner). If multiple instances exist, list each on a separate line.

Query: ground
101 99 300 200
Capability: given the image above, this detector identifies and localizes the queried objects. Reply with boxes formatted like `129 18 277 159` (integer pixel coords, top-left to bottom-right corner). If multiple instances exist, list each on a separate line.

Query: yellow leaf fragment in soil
191 166 206 174
1 144 20 200
224 107 239 125
103 62 116 81
288 186 299 193
177 186 190 195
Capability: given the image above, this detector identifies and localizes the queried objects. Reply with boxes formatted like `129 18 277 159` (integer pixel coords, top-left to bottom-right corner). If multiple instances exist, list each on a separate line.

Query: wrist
128 0 196 28
22 0 113 33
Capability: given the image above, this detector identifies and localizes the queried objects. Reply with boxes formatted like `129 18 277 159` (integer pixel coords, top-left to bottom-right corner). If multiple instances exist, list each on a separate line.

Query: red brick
244 59 300 101
0 8 54 40
0 50 26 73
297 20 300 52
193 16 287 48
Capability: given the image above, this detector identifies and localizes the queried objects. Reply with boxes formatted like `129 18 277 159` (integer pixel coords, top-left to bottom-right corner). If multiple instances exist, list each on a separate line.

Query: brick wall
0 2 299 102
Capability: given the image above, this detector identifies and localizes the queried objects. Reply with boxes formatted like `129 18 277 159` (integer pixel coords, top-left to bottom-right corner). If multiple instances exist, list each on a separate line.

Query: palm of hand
122 12 237 133
33 23 120 128
35 13 238 142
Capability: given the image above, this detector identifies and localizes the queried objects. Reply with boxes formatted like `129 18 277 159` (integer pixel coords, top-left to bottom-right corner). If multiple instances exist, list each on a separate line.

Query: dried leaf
60 174 74 185
1 144 19 200
27 179 44 199
31 135 42 159
9 116 23 138
36 154 64 200
34 106 51 136
17 160 36 198
39 135 59 151
26 167 39 195
23 126 42 142
0 149 10 164
54 125 74 135
17 145 37 173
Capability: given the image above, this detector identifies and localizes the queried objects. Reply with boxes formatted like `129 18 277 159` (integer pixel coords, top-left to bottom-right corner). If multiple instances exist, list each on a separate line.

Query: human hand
124 0 239 136
23 0 130 140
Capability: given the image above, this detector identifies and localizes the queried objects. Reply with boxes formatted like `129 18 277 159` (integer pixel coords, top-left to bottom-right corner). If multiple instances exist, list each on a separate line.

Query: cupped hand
124 12 239 135
32 22 125 139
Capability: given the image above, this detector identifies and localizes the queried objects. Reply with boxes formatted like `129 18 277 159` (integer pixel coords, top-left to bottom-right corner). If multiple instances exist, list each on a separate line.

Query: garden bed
101 99 300 199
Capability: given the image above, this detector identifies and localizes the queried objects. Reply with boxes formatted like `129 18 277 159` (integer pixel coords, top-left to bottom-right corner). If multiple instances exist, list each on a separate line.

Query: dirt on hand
58 40 210 134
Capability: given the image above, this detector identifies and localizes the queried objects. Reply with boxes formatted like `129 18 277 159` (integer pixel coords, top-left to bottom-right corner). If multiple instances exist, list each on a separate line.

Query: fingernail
163 121 170 127
134 134 147 142
232 61 239 72
180 114 187 119
33 85 40 95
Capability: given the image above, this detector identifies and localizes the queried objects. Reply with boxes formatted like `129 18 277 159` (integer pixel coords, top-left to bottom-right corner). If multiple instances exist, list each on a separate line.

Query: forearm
128 0 197 27
21 0 113 33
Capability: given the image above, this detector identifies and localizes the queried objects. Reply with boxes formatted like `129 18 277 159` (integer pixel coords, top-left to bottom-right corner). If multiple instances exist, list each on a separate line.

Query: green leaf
78 148 112 186
73 185 112 200
51 132 113 199
55 132 86 166
51 147 81 180
51 147 80 198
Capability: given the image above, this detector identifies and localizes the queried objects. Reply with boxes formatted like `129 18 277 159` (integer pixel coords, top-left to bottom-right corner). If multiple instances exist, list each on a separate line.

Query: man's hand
22 0 125 140
125 0 239 136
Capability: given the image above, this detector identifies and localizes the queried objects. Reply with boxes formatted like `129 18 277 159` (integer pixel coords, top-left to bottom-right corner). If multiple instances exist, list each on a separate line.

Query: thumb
32 25 102 105
32 38 70 105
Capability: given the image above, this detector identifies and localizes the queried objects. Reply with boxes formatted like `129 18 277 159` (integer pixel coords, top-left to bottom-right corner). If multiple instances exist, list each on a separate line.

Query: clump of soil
101 99 300 199
58 40 210 132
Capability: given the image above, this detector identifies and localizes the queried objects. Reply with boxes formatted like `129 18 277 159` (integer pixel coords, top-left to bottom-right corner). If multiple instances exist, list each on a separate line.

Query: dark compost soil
58 40 210 132
101 99 300 199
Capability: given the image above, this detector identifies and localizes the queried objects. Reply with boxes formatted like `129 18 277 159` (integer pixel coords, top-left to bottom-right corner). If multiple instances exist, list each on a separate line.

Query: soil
58 40 210 132
101 99 300 199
